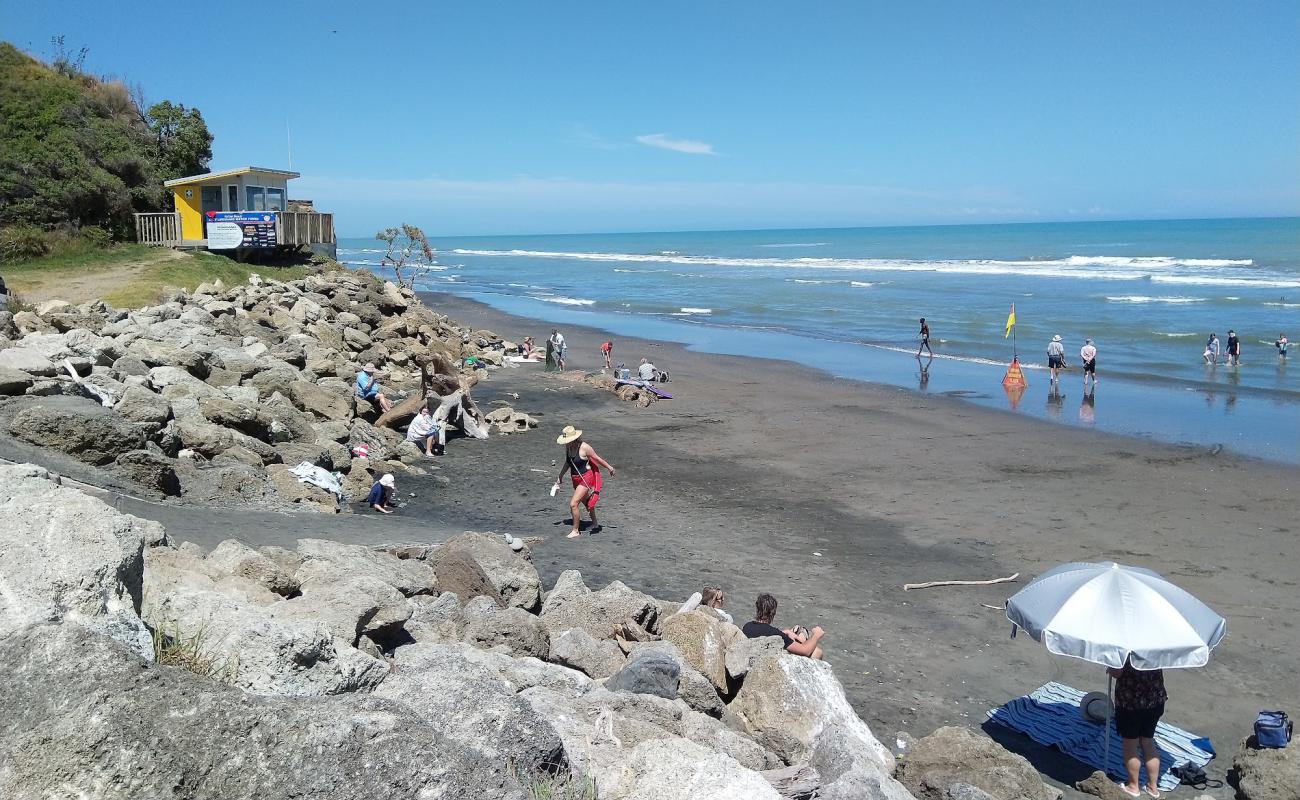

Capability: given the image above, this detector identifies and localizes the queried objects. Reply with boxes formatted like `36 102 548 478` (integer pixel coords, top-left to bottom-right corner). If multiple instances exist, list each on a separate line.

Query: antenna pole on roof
286 119 293 171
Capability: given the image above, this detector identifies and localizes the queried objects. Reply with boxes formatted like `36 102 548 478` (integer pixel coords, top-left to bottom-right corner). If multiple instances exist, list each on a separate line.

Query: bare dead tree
375 224 438 290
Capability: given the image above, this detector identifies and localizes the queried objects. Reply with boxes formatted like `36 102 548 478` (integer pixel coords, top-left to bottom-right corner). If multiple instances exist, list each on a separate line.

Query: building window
245 186 265 211
226 185 239 211
265 187 285 212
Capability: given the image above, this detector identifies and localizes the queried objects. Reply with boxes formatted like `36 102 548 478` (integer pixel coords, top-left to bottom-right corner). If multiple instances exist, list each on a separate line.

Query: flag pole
1012 319 1018 359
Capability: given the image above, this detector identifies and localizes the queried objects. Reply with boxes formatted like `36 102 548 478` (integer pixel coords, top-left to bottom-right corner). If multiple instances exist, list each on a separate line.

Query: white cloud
635 133 716 155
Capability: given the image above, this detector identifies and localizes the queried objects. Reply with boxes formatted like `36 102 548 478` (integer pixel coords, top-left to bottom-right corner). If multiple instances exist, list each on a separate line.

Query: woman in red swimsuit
554 425 616 539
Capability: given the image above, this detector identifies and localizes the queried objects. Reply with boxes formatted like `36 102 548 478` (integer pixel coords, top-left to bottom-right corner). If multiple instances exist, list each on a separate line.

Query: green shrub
0 223 50 262
151 621 238 684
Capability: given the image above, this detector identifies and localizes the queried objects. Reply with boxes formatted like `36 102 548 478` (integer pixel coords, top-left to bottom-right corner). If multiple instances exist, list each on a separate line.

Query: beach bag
1254 710 1292 748
1170 762 1220 789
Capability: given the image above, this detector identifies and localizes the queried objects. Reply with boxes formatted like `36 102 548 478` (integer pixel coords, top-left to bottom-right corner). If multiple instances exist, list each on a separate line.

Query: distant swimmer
1080 338 1098 390
1047 334 1066 383
917 317 932 357
1203 333 1219 365
1225 329 1241 366
1275 333 1288 361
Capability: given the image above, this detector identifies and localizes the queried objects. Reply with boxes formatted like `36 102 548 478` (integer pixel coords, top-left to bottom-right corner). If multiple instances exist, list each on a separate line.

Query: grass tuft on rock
151 622 238 684
511 763 599 800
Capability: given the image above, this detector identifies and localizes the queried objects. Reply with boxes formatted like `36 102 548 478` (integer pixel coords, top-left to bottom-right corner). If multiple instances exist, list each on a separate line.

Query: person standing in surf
554 425 616 539
1047 334 1066 383
1225 330 1241 366
1203 333 1219 365
917 318 932 357
1080 338 1098 390
1274 332 1287 361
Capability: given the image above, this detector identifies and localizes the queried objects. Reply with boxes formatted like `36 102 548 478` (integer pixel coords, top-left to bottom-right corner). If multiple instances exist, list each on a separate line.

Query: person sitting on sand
355 363 392 413
521 336 535 358
638 357 657 382
405 404 441 458
553 425 615 539
742 593 824 659
367 473 395 514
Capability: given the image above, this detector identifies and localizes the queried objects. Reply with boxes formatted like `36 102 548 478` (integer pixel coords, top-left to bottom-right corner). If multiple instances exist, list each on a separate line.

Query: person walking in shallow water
1047 334 1065 383
1203 333 1219 365
1275 333 1288 361
1225 330 1241 366
554 425 615 539
916 318 932 357
1080 338 1098 390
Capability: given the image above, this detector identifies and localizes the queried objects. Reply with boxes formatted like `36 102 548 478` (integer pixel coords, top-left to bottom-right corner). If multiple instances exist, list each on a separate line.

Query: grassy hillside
4 245 309 308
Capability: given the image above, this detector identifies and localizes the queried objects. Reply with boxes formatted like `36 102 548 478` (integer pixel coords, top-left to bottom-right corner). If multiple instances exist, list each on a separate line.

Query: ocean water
338 218 1300 462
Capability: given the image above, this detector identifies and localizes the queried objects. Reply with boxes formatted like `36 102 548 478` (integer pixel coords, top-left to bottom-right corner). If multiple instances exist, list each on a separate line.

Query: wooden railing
275 211 334 246
134 212 182 246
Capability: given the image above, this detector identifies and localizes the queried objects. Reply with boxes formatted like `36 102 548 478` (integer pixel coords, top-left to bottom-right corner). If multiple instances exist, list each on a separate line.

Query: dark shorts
1048 355 1064 368
1115 703 1164 739
1084 359 1096 374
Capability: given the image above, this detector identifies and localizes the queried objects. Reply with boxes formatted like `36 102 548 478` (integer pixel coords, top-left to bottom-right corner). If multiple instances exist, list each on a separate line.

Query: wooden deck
134 211 335 249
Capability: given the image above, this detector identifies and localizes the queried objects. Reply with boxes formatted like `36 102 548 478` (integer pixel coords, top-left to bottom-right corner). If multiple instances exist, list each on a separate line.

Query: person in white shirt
1047 334 1066 383
1080 338 1098 390
405 405 441 458
638 358 657 381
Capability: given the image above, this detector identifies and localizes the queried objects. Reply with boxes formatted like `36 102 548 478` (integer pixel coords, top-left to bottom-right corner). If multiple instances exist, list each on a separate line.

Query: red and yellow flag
1004 304 1016 338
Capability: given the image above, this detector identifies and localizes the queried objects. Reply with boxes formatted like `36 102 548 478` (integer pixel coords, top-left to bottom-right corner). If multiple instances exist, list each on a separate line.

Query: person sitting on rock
367 473 395 514
406 404 441 458
355 363 392 413
701 585 734 624
742 593 824 659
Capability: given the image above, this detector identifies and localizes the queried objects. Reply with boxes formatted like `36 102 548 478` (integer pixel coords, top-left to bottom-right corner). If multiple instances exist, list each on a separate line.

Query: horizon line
337 214 1299 241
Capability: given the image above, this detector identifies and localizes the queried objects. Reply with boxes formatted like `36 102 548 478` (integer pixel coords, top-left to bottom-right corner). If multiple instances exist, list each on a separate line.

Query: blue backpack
1254 711 1292 749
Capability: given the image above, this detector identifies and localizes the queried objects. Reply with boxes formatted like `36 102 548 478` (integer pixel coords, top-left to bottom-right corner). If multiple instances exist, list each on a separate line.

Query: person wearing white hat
1047 334 1066 384
367 473 395 514
553 425 615 538
355 362 392 413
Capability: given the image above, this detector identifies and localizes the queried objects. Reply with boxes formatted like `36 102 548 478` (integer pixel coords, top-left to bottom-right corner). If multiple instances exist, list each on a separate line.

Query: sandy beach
69 290 1291 794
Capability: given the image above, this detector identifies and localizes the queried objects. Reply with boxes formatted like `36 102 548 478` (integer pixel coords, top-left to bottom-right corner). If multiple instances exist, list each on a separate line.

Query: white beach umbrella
1006 561 1227 670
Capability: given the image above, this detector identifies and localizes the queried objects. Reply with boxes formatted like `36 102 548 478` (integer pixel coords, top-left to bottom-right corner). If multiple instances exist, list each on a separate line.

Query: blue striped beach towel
987 682 1215 792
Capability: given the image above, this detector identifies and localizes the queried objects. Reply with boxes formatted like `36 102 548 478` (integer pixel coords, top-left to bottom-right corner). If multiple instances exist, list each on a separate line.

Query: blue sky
4 1 1298 235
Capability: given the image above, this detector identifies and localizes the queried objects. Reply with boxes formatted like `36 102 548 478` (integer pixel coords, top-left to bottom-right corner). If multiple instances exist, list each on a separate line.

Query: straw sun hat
1052 334 1062 342
556 425 583 444
1080 691 1113 723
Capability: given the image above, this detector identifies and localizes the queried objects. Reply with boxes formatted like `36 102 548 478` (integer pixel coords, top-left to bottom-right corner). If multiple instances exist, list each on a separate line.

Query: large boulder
548 627 626 679
609 738 781 800
895 726 1058 800
0 624 533 800
540 570 659 640
461 594 551 659
175 417 280 463
0 464 157 658
7 395 146 466
204 539 299 596
381 642 567 775
114 385 173 434
660 609 741 693
126 338 209 377
0 365 33 395
0 347 57 376
143 546 387 696
115 448 182 495
294 539 436 597
148 365 222 400
274 573 411 646
427 532 542 611
605 648 680 700
287 379 354 421
432 549 504 605
1233 736 1300 800
730 654 896 777
405 592 465 643
726 632 787 680
625 641 724 717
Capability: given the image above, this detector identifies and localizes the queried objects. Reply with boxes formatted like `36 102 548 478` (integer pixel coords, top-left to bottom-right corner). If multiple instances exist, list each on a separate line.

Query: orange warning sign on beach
1002 357 1027 388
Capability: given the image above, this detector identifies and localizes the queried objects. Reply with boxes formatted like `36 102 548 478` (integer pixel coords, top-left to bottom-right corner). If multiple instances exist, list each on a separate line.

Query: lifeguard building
134 166 335 258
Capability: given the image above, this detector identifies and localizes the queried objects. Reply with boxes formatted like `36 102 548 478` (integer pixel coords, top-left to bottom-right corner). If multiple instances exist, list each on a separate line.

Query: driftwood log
902 573 1020 591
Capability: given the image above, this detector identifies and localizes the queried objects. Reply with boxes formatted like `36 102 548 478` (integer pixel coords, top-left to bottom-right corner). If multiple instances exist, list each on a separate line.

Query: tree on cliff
0 41 213 241
376 224 438 290
146 100 213 183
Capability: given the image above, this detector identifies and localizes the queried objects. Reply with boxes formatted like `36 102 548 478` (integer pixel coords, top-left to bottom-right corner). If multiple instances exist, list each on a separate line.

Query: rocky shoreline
0 265 536 512
2 462 1082 800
